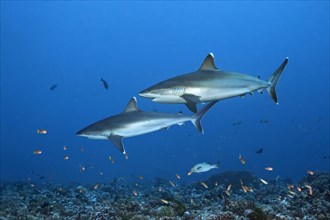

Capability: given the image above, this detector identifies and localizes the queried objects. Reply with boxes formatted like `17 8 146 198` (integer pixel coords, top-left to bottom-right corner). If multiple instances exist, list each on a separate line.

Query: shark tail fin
191 101 217 134
266 58 289 104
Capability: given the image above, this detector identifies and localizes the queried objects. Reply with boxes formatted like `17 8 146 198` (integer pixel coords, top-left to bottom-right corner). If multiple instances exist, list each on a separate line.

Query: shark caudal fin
191 101 217 134
267 58 289 104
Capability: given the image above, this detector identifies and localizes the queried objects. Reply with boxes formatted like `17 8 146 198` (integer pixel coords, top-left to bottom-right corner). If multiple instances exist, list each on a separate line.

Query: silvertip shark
139 53 288 112
76 97 216 155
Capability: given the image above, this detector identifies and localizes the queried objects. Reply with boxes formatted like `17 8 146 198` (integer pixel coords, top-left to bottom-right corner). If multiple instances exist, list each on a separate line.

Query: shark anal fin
108 135 126 154
181 94 200 113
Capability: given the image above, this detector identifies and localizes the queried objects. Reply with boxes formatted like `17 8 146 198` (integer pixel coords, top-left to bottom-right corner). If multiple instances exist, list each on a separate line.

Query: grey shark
76 97 216 155
139 53 288 112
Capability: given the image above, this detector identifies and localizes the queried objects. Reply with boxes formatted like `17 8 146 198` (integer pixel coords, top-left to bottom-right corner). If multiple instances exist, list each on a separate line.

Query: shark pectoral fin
185 102 197 113
108 135 126 154
181 94 200 113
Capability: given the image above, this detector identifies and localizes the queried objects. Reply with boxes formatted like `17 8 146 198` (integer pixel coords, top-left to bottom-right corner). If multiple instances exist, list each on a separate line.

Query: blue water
1 1 329 184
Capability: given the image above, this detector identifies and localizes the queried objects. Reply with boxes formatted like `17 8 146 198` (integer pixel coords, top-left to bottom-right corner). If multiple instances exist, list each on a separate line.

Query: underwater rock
246 207 267 220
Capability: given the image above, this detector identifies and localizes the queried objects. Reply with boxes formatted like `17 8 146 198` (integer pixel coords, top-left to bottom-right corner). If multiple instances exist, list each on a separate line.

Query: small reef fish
79 165 85 172
100 78 109 90
169 181 176 187
33 150 42 155
64 155 69 160
232 121 243 126
175 174 181 179
201 182 208 189
224 190 231 196
288 190 297 195
187 162 219 175
307 170 314 175
160 199 169 204
240 179 248 193
265 167 273 171
305 184 313 196
132 190 138 196
255 148 263 154
297 186 302 192
139 175 144 180
239 154 246 164
226 184 232 191
63 145 67 151
245 186 254 192
37 129 47 134
93 184 99 190
158 186 162 192
108 155 115 164
259 119 269 124
50 84 57 91
260 178 268 185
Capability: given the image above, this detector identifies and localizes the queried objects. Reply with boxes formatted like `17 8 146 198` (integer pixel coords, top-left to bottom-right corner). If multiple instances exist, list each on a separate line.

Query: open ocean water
1 1 329 219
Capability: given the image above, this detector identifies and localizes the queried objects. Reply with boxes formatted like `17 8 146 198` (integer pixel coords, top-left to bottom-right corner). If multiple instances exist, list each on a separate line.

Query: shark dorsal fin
124 97 141 113
199 53 218 71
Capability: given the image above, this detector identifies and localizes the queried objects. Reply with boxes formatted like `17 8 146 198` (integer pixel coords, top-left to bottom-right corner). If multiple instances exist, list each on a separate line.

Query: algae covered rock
159 206 175 217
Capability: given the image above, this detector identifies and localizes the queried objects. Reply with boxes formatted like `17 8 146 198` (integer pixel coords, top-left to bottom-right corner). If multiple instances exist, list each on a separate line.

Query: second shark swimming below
77 97 216 155
139 53 288 112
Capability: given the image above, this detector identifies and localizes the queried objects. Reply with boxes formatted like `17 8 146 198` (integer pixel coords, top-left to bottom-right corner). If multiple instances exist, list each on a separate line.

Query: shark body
76 97 216 155
139 53 288 112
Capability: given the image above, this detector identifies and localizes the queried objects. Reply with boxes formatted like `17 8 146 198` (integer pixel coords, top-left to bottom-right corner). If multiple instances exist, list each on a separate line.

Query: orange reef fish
265 167 273 171
307 170 314 175
33 150 42 154
36 129 47 134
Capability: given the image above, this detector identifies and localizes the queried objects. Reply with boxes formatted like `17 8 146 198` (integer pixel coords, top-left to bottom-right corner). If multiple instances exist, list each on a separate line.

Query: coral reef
0 171 329 219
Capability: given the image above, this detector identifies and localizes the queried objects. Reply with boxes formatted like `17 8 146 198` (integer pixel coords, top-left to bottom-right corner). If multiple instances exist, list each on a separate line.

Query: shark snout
76 129 85 136
139 89 154 98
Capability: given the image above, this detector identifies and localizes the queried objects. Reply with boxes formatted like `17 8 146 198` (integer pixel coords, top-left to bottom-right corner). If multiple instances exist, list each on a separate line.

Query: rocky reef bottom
0 171 329 220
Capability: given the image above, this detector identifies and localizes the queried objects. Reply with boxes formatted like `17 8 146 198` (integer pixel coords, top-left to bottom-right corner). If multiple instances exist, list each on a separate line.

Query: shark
76 97 216 155
139 53 288 112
